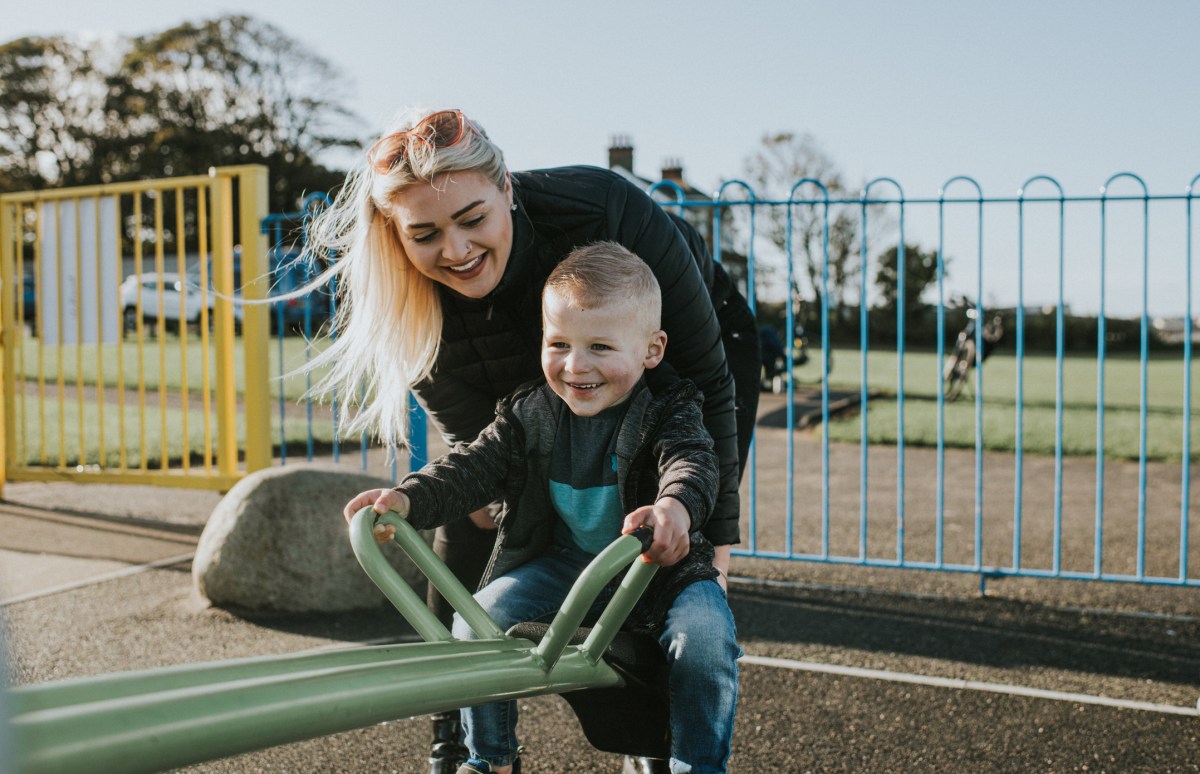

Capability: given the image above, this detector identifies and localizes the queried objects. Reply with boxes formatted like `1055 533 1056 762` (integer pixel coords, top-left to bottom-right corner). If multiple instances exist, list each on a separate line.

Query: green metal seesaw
6 508 670 773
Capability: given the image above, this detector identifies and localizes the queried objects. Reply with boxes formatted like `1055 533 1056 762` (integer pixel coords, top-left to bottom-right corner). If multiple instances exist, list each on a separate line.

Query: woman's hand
623 497 691 566
467 506 499 531
343 489 410 544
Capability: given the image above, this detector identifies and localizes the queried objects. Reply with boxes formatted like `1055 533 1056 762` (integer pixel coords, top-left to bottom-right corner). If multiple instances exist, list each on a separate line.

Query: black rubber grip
628 525 654 552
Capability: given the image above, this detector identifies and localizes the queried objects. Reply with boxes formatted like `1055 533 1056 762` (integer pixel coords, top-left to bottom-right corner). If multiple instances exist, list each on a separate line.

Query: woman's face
389 171 514 298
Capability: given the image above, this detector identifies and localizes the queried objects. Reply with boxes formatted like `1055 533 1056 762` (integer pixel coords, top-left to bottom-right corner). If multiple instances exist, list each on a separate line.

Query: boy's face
541 288 666 417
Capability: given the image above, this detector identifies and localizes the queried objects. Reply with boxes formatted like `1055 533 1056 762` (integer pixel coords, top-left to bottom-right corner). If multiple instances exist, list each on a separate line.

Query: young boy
344 242 740 774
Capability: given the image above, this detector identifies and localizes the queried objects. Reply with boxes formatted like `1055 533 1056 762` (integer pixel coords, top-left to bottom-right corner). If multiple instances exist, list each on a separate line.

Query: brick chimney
608 135 634 172
661 157 685 185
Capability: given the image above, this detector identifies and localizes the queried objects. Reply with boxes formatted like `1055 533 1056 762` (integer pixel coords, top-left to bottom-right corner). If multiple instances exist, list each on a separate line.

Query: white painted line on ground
0 553 195 607
741 654 1199 717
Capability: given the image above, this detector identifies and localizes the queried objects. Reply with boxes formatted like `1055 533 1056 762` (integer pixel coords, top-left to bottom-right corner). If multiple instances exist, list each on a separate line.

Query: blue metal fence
259 195 427 478
264 172 1199 590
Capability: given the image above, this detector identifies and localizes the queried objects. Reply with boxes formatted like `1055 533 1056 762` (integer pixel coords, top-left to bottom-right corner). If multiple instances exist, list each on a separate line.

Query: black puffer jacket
411 165 742 545
398 377 720 632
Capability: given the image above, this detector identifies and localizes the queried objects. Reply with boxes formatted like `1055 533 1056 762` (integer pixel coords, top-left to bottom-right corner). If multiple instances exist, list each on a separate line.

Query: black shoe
429 711 469 774
622 756 670 774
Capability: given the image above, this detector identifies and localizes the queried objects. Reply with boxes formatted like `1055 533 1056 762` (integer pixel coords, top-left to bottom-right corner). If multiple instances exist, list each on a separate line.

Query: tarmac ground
3 389 1199 773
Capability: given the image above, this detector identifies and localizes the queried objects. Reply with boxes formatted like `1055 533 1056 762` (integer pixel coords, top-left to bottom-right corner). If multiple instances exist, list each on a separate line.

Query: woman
305 107 759 774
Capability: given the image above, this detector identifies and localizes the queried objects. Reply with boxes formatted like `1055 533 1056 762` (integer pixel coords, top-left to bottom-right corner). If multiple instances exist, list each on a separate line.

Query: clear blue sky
7 0 1198 196
6 0 1200 315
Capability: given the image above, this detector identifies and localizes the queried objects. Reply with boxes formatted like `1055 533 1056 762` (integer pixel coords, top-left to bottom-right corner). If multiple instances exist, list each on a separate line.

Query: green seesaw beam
8 508 658 774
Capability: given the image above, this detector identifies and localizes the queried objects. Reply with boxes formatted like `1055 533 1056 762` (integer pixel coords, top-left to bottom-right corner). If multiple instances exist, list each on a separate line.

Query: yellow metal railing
0 166 272 493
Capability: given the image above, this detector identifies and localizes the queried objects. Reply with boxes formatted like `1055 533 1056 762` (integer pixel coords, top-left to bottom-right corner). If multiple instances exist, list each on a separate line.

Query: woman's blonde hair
299 107 509 450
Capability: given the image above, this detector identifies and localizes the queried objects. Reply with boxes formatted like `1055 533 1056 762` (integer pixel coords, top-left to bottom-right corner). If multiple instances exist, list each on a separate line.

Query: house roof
609 162 711 203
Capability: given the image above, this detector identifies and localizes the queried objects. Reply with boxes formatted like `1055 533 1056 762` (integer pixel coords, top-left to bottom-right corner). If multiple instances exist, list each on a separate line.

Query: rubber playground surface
3 394 1198 772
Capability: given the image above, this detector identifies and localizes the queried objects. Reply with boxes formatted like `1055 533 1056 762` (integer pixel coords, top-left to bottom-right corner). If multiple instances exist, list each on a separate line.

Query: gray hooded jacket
396 375 720 631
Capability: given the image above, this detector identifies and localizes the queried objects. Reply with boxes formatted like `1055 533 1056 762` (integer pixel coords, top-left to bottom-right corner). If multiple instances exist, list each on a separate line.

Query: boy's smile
541 289 666 416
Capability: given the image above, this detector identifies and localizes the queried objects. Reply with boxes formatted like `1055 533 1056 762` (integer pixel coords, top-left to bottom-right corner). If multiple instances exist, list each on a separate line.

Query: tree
743 132 861 340
0 35 110 190
0 15 360 213
102 15 358 211
874 243 946 314
869 243 949 343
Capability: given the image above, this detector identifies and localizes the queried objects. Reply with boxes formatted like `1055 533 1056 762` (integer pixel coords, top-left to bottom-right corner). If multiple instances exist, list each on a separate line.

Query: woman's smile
447 252 486 277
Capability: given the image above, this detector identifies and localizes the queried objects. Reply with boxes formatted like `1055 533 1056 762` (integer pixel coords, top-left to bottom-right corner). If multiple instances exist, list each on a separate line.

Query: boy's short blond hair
543 242 662 329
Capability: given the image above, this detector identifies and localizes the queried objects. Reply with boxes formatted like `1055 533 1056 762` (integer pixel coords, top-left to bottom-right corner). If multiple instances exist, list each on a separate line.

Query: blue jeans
451 543 740 773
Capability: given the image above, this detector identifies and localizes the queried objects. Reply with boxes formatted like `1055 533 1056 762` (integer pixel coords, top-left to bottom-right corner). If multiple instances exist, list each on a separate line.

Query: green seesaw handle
537 526 658 668
350 507 659 670
350 506 505 641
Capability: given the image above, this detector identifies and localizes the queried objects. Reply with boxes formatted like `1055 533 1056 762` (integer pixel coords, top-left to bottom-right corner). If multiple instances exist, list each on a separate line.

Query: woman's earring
511 202 518 211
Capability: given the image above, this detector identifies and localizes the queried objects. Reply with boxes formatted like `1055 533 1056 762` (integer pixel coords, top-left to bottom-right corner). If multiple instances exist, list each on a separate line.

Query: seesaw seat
507 622 670 759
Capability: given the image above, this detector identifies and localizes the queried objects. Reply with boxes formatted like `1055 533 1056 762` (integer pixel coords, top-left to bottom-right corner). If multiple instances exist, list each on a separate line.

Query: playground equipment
6 509 668 773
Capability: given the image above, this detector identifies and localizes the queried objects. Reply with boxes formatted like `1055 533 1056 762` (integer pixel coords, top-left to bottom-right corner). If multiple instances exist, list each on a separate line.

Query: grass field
795 346 1200 461
17 333 326 401
11 336 1200 466
13 334 335 467
12 393 338 469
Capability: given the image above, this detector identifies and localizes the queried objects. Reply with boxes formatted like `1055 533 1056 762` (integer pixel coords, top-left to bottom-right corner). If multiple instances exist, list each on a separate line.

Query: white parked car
119 273 242 333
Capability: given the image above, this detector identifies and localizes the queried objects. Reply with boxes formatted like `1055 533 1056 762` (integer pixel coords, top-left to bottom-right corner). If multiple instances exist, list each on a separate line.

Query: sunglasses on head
366 109 475 174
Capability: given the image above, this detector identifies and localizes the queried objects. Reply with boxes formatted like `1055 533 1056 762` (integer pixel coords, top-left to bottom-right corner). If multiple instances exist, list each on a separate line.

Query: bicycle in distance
943 298 1006 401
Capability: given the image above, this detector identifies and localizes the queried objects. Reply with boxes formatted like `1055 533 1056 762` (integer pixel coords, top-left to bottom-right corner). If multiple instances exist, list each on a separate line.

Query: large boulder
193 463 427 613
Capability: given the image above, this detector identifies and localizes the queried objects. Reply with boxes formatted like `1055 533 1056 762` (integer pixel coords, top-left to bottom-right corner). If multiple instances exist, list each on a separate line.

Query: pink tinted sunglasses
366 109 476 174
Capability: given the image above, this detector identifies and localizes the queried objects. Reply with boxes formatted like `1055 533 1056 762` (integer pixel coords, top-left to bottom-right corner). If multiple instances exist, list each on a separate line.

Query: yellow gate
0 166 272 493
